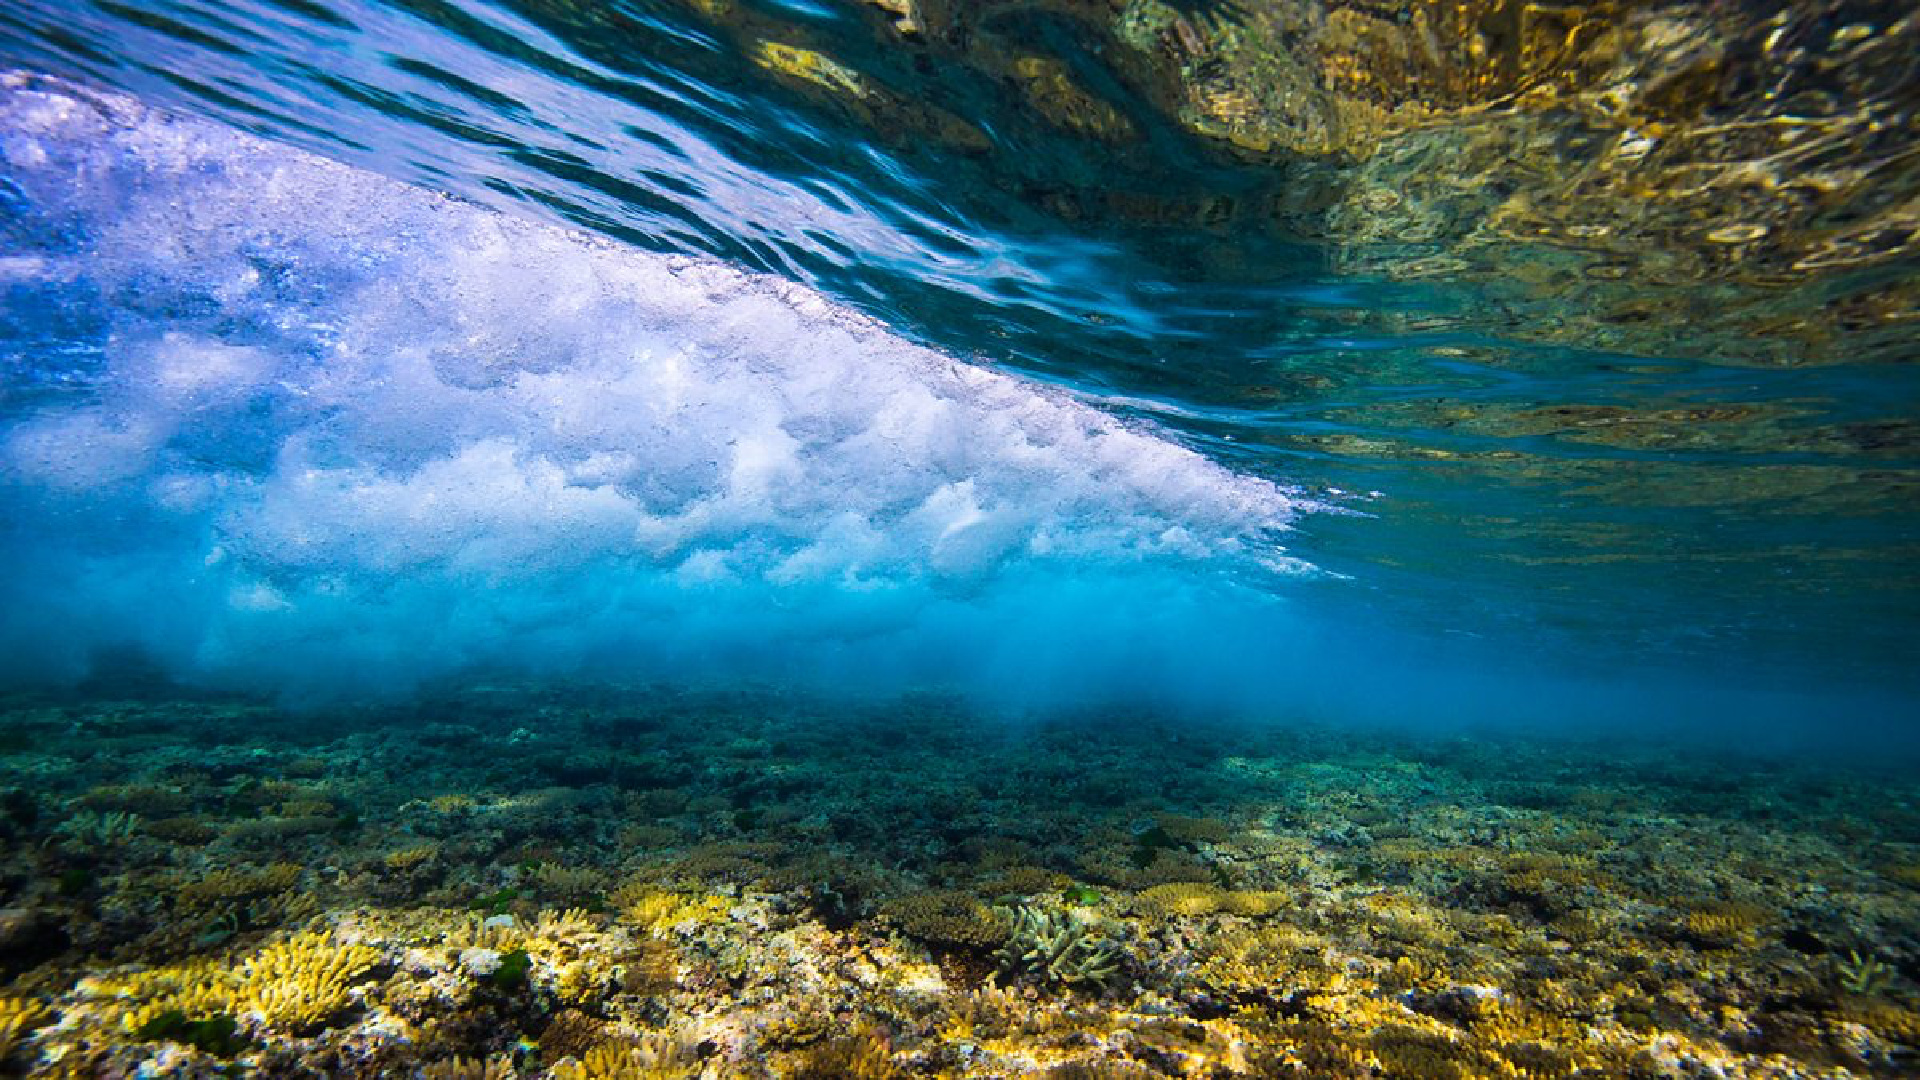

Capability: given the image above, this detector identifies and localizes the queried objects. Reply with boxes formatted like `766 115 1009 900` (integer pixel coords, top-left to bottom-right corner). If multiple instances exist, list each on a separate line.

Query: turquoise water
0 2 1915 741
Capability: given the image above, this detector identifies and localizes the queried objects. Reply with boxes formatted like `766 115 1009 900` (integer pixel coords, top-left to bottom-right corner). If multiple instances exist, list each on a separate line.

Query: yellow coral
785 1027 900 1079
1681 899 1769 946
532 862 605 899
550 1032 704 1080
754 42 870 100
384 846 437 871
445 913 524 953
234 932 382 1029
533 907 599 942
86 959 232 1034
555 960 608 1006
177 862 302 908
616 889 732 937
1137 882 1227 917
1153 814 1231 845
877 891 1008 948
420 1057 518 1080
0 996 50 1056
1222 890 1289 918
1135 883 1287 919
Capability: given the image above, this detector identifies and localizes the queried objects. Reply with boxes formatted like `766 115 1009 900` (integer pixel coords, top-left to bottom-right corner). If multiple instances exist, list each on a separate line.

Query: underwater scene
0 0 1917 1076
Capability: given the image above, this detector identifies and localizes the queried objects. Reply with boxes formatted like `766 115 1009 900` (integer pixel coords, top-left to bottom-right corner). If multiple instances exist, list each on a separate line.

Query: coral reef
0 686 1915 1075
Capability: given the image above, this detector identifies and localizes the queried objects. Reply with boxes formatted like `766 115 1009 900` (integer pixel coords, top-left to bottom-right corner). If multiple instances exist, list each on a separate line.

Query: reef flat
1 689 1916 1077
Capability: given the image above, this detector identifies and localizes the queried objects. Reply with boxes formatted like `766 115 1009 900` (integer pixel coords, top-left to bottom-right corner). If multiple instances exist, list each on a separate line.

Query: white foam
0 76 1320 704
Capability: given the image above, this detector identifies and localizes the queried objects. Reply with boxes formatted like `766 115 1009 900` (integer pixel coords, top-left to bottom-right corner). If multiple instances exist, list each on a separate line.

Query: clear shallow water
0 1 1915 742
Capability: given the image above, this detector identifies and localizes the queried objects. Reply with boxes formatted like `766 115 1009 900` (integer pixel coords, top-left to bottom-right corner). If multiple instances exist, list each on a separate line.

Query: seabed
1 687 1916 1078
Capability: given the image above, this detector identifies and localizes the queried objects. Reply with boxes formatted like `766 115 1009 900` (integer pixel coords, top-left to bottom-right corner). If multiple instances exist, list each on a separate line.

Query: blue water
0 2 1916 751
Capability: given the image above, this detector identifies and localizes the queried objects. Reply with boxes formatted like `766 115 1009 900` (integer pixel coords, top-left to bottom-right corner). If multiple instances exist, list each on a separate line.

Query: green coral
1838 950 1893 998
991 905 1124 990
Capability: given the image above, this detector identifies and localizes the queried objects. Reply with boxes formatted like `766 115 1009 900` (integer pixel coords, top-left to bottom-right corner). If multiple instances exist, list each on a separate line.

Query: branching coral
531 862 606 900
1134 882 1289 919
444 912 525 953
787 1027 901 1079
420 1056 519 1080
1838 949 1894 998
94 931 382 1036
879 890 1009 949
1678 899 1768 947
233 932 383 1029
612 883 733 937
54 809 141 848
1136 882 1226 918
92 959 235 1035
177 862 303 909
549 1030 706 1079
0 996 50 1056
991 906 1123 989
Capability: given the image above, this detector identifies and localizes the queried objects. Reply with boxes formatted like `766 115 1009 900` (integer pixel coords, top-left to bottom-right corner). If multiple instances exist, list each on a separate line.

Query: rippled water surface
1 0 1916 731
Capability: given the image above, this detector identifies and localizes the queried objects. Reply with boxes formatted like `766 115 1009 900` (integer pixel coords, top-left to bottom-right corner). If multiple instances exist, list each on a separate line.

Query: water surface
1 2 1916 727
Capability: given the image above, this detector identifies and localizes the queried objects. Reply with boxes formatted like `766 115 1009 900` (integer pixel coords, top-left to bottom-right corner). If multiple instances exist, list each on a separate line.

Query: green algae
132 1010 248 1057
490 948 532 992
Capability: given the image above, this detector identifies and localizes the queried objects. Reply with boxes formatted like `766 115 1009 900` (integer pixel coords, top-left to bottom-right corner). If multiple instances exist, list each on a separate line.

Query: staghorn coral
145 815 217 845
527 907 601 950
615 888 733 937
176 863 303 909
383 845 437 872
555 959 609 1004
879 890 1010 950
420 1056 518 1080
1679 899 1769 947
617 939 679 996
80 783 190 815
88 959 235 1036
980 864 1063 897
54 809 141 848
1152 814 1231 845
233 931 383 1029
0 996 51 1056
759 1006 834 1048
79 933 381 1035
787 1027 902 1079
1837 949 1895 998
445 912 525 953
550 1030 707 1079
1134 882 1289 919
531 862 606 900
542 1008 611 1059
1136 881 1228 918
992 905 1124 990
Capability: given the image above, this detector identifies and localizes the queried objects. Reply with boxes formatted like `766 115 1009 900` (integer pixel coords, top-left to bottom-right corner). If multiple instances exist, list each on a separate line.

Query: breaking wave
0 77 1321 707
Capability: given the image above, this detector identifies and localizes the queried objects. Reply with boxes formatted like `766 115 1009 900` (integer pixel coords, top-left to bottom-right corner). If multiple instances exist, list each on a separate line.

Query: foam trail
0 76 1320 708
